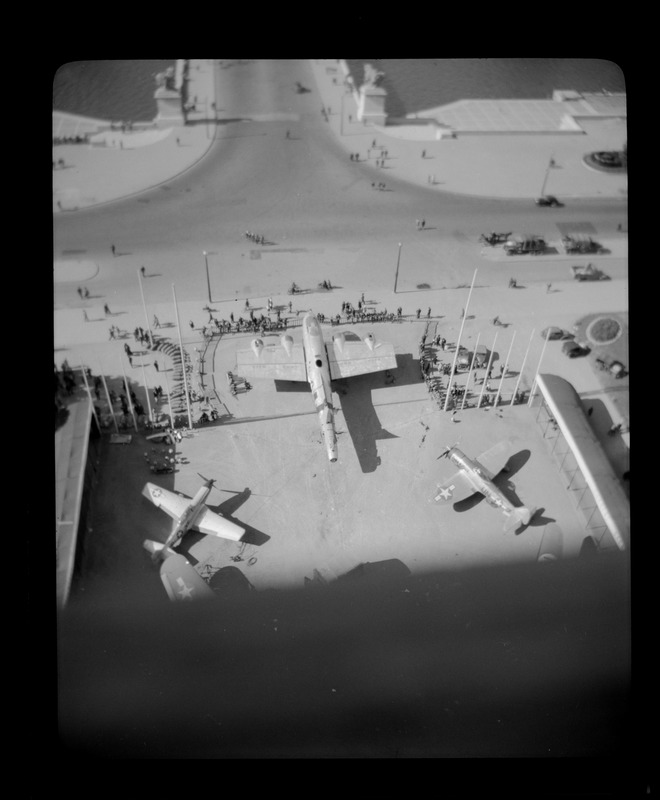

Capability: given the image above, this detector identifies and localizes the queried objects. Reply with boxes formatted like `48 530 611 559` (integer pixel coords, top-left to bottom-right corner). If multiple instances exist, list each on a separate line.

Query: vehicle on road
541 327 574 341
504 234 546 255
535 195 562 207
596 356 626 378
571 263 610 281
472 344 490 367
479 231 511 246
562 235 603 254
562 341 591 358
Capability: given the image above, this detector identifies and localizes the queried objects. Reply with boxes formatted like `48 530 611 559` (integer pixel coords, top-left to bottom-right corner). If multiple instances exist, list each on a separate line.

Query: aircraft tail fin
504 505 537 532
143 539 177 562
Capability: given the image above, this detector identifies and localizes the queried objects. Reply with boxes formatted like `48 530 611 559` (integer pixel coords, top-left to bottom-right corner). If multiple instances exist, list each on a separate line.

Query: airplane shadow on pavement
335 372 398 474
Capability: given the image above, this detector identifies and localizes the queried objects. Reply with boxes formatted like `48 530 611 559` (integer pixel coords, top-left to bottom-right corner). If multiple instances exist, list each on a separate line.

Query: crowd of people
53 134 89 146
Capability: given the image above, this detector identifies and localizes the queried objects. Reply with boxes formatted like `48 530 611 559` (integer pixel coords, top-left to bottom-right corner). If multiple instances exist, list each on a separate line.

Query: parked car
504 233 546 255
571 263 609 281
562 236 602 255
535 195 562 207
472 344 490 367
562 341 590 358
541 327 574 341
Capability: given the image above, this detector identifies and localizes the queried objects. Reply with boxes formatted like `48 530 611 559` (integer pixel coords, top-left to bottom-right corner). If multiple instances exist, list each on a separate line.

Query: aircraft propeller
437 443 458 460
197 473 247 495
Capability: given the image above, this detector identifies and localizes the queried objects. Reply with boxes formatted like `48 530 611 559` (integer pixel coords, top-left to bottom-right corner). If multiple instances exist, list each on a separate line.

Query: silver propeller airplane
433 442 537 531
142 473 245 552
235 312 397 462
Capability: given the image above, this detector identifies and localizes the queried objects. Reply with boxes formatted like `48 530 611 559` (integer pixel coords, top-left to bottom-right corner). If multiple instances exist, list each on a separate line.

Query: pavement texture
54 60 629 604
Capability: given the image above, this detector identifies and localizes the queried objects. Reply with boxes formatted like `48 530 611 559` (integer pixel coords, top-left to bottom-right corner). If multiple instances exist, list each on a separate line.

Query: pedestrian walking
546 283 552 293
77 286 82 299
420 219 425 229
141 266 146 277
361 292 365 303
189 320 194 329
153 315 160 328
111 244 116 256
84 287 90 299
154 360 159 372
421 149 426 158
427 308 431 318
104 303 111 316
460 308 465 319
416 308 421 319
83 309 88 322
587 406 593 416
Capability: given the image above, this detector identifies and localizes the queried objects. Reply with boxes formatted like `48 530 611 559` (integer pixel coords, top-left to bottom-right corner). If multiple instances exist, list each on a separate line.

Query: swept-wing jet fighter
142 473 245 551
143 541 215 602
433 442 537 531
235 312 397 462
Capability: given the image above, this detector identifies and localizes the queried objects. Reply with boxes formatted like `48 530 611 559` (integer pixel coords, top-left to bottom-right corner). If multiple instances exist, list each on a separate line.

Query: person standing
104 303 111 316
111 244 116 256
154 360 159 372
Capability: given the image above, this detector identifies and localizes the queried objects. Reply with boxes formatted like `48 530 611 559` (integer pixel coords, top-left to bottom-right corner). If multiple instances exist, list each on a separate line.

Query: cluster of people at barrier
244 230 267 245
53 135 89 146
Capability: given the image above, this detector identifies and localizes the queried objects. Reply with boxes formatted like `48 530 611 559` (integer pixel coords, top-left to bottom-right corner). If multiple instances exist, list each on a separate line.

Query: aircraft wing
159 554 215 602
192 507 245 542
474 441 512 480
327 337 397 380
235 342 307 381
142 483 190 521
433 470 475 504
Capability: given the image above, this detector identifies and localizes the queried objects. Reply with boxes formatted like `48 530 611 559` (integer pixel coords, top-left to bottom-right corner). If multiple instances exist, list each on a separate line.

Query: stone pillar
357 85 387 126
154 86 185 128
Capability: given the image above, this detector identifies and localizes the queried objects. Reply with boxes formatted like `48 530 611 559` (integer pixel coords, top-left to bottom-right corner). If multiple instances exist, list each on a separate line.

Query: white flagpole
138 268 154 348
96 359 119 433
493 332 516 409
140 361 153 422
120 356 139 432
79 363 101 431
443 269 477 412
529 328 552 405
162 367 175 427
460 331 480 411
510 328 535 406
172 283 193 429
477 332 498 408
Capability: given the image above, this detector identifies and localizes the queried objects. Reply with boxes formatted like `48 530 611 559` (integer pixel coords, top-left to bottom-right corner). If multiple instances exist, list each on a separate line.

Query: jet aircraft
143 540 215 602
235 312 397 462
433 442 537 531
142 473 245 552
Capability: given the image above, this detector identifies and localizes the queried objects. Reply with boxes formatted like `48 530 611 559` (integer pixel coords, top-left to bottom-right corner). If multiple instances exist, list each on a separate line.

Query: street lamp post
393 243 402 294
137 268 154 348
203 251 212 303
540 153 554 197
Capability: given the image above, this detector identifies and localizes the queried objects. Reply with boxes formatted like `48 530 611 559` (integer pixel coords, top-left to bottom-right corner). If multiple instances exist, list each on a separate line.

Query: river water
52 59 626 122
